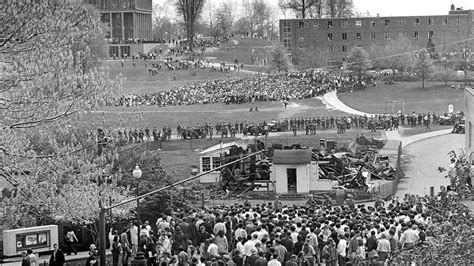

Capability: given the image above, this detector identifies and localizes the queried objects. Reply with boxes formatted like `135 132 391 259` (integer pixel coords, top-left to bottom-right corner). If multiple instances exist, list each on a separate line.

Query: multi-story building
84 0 153 58
465 87 474 164
280 5 474 66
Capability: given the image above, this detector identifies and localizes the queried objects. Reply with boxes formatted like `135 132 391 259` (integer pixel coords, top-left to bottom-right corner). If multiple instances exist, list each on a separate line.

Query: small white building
199 140 250 183
271 149 338 194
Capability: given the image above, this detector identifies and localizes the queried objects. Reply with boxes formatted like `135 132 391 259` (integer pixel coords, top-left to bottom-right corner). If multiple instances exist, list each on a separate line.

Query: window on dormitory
356 33 361 39
414 18 420 26
342 33 347 40
385 19 390 26
299 21 304 28
328 33 333 40
328 21 333 29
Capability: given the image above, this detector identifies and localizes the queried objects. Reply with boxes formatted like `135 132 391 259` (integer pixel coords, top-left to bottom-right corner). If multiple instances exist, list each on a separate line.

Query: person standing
120 227 131 265
65 229 78 255
111 235 121 266
21 251 30 266
85 250 97 266
26 249 37 266
130 222 139 255
49 243 65 266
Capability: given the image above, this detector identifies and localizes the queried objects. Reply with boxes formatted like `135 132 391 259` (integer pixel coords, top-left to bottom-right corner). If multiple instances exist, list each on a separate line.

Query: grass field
338 81 465 114
103 60 253 93
203 37 275 66
91 98 347 130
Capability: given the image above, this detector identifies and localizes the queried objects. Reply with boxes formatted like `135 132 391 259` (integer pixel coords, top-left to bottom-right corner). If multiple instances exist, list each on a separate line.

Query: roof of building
199 140 250 155
273 149 312 164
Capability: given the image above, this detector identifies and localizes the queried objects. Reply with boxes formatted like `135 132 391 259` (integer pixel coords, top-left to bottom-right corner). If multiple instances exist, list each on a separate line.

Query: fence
372 141 404 198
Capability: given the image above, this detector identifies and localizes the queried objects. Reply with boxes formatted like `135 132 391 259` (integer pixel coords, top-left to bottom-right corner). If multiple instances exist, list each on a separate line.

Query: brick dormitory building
280 4 474 66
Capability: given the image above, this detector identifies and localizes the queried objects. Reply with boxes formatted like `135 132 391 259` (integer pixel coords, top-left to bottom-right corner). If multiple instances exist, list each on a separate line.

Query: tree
434 68 455 85
215 2 236 36
278 0 322 18
175 0 206 51
413 49 434 89
369 39 414 75
325 0 354 18
293 47 328 69
0 0 133 239
269 44 293 72
240 0 274 38
346 47 372 89
152 1 180 42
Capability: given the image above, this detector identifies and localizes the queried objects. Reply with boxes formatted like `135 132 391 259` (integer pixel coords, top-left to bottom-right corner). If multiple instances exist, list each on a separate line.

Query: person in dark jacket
49 244 65 266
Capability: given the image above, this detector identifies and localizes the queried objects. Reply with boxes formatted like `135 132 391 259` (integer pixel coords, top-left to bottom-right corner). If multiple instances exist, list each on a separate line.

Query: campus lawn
203 37 275 66
91 98 347 130
102 59 254 93
338 81 465 114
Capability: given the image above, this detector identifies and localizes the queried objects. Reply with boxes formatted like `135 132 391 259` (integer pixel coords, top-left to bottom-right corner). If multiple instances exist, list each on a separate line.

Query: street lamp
132 165 142 257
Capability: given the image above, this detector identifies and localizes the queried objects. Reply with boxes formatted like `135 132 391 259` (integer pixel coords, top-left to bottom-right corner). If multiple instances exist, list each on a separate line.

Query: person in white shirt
243 235 255 257
377 234 391 261
234 224 247 241
235 236 246 256
129 223 138 254
144 220 152 232
139 225 149 237
400 224 419 249
207 238 219 258
337 233 348 266
267 253 282 266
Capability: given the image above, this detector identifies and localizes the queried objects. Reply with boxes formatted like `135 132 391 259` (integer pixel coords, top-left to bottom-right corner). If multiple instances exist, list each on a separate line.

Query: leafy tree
278 0 322 18
412 49 434 89
269 44 293 72
0 0 134 242
433 68 455 85
325 0 354 18
346 47 372 89
293 47 328 69
239 0 275 38
369 39 414 75
175 0 206 51
215 2 236 35
152 1 180 42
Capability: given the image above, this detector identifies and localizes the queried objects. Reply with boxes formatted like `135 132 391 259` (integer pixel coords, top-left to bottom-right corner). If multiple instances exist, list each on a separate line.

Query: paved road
397 133 464 197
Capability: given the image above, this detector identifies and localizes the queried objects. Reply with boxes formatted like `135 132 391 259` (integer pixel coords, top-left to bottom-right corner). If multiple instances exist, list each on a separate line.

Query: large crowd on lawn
110 71 373 107
106 189 466 266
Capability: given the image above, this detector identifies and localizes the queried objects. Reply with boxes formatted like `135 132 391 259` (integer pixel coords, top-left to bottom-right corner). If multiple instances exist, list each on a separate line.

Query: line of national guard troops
114 111 450 143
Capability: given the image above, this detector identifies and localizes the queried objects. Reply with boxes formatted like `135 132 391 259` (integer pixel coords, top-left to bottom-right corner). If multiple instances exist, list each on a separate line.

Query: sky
154 0 474 18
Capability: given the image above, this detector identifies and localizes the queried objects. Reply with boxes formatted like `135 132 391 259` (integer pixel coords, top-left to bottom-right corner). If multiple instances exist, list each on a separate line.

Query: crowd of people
105 189 463 266
110 70 368 107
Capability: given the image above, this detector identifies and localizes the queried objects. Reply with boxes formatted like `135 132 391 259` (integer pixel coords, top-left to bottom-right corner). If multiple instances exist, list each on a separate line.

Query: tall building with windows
84 0 153 57
280 5 474 66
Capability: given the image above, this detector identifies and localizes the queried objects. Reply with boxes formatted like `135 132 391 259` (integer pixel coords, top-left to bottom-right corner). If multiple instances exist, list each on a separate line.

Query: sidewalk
321 91 375 116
